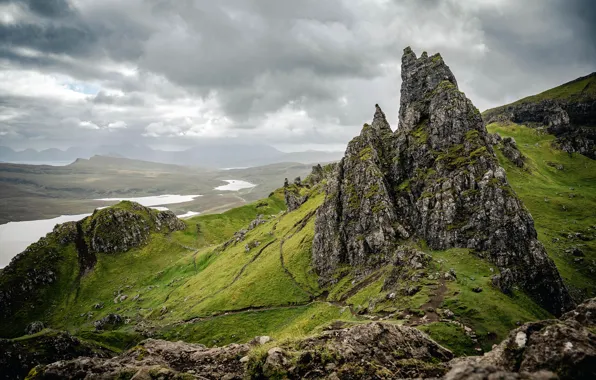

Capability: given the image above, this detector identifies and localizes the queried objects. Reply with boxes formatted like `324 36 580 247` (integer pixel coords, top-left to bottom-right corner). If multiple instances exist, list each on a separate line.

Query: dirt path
177 301 316 325
338 270 385 303
408 279 447 326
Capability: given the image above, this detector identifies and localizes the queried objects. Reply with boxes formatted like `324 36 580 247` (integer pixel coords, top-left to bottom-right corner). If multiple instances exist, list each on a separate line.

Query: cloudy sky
0 0 595 152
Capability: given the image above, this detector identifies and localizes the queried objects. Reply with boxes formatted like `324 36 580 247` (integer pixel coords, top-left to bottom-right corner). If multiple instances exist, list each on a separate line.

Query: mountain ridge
0 143 344 168
483 71 596 159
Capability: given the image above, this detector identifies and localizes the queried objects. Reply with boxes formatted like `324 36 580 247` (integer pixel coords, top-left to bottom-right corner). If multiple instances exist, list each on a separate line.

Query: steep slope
487 122 596 300
483 72 596 158
313 47 573 316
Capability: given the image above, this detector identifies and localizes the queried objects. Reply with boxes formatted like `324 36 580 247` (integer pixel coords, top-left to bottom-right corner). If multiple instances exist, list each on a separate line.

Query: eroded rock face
483 72 596 159
313 47 573 316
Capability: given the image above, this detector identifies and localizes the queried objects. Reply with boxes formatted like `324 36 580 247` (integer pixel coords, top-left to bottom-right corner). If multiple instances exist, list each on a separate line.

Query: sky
0 0 595 152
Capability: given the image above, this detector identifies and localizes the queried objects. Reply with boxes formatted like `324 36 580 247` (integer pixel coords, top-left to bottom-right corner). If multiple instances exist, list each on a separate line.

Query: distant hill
0 141 343 168
483 72 596 158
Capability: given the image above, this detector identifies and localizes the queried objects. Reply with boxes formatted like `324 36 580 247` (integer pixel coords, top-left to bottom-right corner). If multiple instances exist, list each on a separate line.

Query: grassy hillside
487 122 596 299
4 140 593 358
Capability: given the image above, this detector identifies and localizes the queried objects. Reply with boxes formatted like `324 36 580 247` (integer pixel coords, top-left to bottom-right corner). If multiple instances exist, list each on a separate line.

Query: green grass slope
487 122 596 299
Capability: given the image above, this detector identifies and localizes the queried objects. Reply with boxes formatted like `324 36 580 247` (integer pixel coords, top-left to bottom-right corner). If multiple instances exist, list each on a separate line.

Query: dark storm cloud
0 22 95 56
22 0 74 18
1 0 595 151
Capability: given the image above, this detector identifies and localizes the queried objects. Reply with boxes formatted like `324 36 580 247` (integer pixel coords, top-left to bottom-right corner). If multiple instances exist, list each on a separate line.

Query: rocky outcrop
454 296 596 380
29 323 453 380
483 72 596 159
500 137 526 168
29 337 259 380
313 47 573 316
0 330 114 380
248 322 453 379
284 164 331 211
553 129 596 158
25 321 45 335
284 177 308 211
82 202 185 254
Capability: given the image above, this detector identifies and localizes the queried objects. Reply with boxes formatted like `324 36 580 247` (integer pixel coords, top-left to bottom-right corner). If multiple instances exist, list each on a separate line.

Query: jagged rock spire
313 47 574 315
399 46 458 134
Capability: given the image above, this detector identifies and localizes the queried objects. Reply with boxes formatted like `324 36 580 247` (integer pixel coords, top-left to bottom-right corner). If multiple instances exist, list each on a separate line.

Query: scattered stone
93 314 123 331
25 321 45 335
443 309 455 319
472 287 483 293
250 336 272 345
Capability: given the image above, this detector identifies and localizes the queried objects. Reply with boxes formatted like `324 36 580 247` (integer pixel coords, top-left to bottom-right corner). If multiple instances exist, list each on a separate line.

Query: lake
214 180 257 191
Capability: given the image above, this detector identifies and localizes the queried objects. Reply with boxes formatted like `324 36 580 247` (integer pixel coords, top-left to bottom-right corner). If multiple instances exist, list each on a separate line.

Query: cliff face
483 72 596 159
313 47 574 316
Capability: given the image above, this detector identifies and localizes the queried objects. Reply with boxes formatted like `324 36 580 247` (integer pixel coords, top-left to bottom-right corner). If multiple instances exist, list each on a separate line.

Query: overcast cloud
0 0 595 151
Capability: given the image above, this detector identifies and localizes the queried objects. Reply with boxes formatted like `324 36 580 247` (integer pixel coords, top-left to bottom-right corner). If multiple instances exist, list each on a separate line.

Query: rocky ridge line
483 72 596 159
312 47 574 315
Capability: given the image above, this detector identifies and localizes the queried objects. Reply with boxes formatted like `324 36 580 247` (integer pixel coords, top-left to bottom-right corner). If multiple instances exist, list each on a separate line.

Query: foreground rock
451 296 596 380
27 299 596 379
0 330 114 380
312 47 573 315
29 323 453 379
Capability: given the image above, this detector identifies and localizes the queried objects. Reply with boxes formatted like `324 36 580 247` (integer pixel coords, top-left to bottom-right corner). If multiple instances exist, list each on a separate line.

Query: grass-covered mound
0 201 185 337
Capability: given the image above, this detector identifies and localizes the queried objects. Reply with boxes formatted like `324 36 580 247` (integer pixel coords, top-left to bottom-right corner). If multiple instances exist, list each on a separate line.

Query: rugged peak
370 104 392 134
401 46 417 66
399 48 458 133
313 47 574 316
